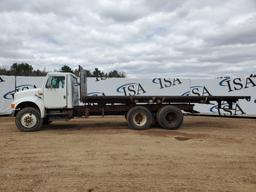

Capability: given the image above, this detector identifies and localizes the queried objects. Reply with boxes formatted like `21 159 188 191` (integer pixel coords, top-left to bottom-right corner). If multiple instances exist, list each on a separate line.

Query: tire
15 107 43 132
127 106 153 130
157 106 183 130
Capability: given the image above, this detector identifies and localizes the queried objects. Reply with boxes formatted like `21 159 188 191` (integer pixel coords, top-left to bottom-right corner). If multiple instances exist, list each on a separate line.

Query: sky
0 0 256 78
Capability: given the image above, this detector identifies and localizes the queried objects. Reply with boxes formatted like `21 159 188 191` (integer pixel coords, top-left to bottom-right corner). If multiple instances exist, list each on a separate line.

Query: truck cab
44 72 79 109
11 72 80 131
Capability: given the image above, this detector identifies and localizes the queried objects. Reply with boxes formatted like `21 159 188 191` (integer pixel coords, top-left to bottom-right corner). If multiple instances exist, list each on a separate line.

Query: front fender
13 96 46 118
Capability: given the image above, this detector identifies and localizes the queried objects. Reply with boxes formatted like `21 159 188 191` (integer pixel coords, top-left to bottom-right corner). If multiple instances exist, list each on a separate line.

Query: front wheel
15 107 43 132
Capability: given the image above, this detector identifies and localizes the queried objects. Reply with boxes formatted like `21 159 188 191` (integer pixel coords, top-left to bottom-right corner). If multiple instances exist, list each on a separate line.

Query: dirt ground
0 116 256 192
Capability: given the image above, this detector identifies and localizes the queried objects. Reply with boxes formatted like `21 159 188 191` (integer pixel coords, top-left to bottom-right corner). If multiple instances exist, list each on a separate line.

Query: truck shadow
41 117 238 132
42 121 128 131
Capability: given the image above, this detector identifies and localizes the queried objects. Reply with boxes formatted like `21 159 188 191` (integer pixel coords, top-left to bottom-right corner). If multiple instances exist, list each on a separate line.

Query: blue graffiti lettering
152 78 182 89
181 91 190 96
210 101 245 115
87 92 105 96
219 77 231 87
3 84 37 100
181 86 212 96
219 77 256 92
116 83 146 96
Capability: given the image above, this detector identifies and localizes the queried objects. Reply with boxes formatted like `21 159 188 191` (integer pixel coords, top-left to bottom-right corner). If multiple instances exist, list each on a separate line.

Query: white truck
11 67 250 132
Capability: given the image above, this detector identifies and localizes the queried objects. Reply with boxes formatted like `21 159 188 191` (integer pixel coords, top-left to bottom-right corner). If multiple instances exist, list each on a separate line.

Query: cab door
44 75 67 108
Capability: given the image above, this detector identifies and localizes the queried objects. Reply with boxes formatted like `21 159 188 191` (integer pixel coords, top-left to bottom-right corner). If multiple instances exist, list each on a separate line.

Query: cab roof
47 72 77 76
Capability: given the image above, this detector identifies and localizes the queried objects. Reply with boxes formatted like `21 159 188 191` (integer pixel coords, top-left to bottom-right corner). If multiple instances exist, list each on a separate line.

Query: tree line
0 63 47 76
60 65 125 78
0 63 126 78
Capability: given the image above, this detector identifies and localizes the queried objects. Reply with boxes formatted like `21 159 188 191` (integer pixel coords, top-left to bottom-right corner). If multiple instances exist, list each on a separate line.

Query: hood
14 88 42 100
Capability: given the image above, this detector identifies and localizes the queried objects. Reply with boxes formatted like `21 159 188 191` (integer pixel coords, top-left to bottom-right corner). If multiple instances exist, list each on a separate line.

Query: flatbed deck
81 95 250 104
75 95 251 117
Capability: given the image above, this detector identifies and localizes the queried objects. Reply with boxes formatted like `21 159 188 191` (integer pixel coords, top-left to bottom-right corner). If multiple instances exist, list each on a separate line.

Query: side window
46 76 65 89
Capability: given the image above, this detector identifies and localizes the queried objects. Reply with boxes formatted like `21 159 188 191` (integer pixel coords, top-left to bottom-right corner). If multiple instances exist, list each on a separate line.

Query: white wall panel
0 75 255 117
0 76 44 115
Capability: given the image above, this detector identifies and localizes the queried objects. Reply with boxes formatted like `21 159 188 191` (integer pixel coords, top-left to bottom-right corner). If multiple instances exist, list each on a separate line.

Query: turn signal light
10 104 15 109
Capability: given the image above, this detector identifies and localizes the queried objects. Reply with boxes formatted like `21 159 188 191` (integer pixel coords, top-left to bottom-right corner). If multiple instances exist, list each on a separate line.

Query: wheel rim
133 112 147 127
21 113 37 128
165 112 177 124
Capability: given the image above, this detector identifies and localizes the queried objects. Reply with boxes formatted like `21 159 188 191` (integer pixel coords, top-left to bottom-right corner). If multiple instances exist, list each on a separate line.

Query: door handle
64 96 66 99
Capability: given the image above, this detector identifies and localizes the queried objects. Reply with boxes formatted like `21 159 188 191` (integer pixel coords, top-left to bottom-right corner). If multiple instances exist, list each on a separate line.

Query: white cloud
0 0 255 77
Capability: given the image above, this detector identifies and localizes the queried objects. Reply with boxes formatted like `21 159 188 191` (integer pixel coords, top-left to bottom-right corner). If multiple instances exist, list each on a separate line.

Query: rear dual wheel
127 106 153 130
157 106 183 130
126 105 183 130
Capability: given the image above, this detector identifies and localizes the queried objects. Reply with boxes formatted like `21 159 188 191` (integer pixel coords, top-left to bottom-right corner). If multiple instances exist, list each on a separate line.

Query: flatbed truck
11 67 250 131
